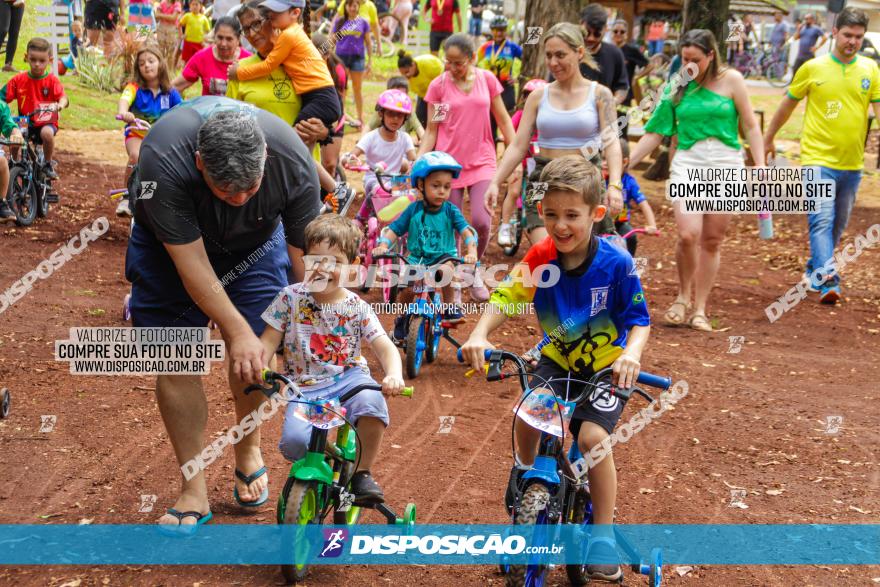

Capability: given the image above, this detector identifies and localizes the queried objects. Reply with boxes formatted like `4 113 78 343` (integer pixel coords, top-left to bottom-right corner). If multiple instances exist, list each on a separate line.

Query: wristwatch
608 181 623 192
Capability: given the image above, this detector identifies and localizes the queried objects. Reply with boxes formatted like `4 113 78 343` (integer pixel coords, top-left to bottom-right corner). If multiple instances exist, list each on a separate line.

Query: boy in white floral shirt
260 214 405 505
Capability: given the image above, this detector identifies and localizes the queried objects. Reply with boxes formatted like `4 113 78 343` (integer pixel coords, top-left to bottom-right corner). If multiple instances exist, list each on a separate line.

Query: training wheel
648 547 662 587
1 389 9 418
122 294 131 321
403 502 416 527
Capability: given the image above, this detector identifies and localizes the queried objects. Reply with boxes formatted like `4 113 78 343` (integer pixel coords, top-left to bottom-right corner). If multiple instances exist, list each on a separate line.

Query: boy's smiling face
303 240 353 295
539 190 606 255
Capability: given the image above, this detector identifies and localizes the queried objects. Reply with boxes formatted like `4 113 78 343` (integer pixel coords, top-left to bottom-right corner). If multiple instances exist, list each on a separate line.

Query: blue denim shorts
279 368 389 462
338 52 366 72
124 222 291 334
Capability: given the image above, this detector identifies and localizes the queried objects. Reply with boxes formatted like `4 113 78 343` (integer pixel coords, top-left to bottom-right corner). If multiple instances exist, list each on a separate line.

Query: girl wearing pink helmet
349 89 418 227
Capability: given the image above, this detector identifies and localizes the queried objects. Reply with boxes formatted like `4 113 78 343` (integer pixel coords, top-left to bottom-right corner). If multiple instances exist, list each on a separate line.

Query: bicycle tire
565 490 594 586
767 61 789 87
1 388 9 419
280 480 320 584
405 316 427 378
8 165 37 227
502 207 523 257
506 483 551 587
425 311 440 363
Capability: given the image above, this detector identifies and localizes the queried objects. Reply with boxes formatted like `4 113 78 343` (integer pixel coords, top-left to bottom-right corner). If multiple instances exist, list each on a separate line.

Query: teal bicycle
245 369 417 584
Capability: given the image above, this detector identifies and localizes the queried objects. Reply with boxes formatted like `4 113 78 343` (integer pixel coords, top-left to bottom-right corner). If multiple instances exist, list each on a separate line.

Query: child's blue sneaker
585 536 622 581
442 304 464 323
802 271 819 293
391 315 408 345
819 283 841 305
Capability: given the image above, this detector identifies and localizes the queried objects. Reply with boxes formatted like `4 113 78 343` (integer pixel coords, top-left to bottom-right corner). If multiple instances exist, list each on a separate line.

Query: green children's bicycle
245 369 417 584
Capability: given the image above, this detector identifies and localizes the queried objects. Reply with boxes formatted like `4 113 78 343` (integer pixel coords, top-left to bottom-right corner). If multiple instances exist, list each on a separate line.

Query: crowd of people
1 1 877 582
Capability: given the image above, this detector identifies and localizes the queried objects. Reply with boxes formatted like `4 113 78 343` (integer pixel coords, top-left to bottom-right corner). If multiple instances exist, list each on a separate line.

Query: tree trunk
520 0 587 83
683 0 731 53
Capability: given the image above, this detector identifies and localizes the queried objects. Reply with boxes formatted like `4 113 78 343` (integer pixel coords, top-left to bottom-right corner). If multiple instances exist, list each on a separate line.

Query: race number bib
34 102 58 126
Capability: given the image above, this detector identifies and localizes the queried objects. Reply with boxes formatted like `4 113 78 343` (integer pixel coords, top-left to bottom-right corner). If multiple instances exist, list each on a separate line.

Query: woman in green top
630 29 764 332
397 49 444 128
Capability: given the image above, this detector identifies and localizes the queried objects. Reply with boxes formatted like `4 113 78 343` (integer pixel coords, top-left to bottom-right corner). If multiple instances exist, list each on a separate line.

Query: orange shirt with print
235 23 333 94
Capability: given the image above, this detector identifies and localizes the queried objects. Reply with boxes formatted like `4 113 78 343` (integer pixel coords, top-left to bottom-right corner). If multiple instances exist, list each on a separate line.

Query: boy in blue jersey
461 155 651 582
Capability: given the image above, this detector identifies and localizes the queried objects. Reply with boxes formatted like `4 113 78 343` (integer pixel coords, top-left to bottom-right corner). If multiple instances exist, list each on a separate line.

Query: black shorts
430 30 452 52
296 86 343 144
28 124 57 145
528 356 624 437
85 0 119 30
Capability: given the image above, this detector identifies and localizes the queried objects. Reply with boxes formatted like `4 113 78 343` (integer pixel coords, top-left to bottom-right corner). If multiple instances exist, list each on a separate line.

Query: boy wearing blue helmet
373 151 479 343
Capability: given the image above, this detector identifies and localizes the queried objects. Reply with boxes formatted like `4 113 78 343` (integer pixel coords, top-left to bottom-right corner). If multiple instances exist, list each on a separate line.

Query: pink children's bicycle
342 154 417 303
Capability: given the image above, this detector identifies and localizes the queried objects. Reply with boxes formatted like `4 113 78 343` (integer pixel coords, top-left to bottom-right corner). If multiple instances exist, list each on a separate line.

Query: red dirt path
0 145 879 587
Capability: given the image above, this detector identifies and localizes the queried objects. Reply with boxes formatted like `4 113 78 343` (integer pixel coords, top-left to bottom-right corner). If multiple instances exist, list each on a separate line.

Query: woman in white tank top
487 22 624 243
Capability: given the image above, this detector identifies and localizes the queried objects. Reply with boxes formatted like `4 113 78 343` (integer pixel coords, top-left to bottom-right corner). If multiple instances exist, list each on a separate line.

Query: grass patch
749 93 805 142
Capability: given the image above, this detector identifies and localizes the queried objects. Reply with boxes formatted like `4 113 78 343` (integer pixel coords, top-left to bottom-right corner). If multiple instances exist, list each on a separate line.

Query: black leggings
0 2 24 66
416 96 428 129
490 83 515 140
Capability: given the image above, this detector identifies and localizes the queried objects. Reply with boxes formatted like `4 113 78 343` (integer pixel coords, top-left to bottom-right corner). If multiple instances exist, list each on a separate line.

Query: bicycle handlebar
602 228 661 240
456 348 671 403
244 369 413 400
116 114 151 130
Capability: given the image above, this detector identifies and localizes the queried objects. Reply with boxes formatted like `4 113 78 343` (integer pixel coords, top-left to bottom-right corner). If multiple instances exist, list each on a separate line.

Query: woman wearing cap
486 23 624 247
418 33 515 301
477 16 522 140
173 16 251 96
397 49 443 128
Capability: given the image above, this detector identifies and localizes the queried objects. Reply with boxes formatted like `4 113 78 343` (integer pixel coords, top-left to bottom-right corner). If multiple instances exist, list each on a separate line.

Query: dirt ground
0 131 879 587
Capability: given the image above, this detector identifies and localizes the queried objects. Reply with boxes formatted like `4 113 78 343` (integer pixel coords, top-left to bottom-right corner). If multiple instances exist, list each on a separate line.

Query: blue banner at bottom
0 524 878 565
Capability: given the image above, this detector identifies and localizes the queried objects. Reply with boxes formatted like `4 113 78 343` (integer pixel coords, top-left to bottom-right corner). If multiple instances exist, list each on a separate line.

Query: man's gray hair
197 111 267 192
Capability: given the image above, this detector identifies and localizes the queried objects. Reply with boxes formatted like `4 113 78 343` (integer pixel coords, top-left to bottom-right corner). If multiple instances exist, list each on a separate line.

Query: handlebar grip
243 384 263 395
400 386 414 397
115 114 124 120
456 348 495 363
636 371 671 390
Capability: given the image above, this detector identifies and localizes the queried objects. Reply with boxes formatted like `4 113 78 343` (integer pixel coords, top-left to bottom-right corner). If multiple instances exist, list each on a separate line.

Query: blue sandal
233 466 269 507
158 508 213 536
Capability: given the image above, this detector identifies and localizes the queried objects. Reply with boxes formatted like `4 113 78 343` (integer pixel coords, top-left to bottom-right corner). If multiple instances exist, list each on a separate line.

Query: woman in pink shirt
418 33 515 300
171 16 251 96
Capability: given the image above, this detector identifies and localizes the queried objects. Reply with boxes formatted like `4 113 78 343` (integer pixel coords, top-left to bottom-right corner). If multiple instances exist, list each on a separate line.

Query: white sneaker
498 221 513 246
116 198 133 218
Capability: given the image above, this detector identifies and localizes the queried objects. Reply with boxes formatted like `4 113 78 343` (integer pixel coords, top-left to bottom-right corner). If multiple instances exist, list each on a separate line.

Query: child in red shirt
1 38 69 179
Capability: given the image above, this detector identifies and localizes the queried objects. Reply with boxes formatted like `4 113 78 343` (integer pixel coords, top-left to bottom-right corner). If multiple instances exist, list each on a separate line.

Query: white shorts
670 137 744 183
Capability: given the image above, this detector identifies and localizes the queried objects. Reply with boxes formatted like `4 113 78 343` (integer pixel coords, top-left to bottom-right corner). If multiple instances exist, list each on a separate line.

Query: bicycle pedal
46 194 59 203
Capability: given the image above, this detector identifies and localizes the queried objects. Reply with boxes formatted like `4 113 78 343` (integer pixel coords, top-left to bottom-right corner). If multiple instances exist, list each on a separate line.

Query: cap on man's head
259 0 305 12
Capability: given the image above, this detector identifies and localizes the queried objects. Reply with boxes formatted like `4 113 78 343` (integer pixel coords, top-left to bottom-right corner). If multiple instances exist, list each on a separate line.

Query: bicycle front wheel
767 61 789 87
8 166 37 226
506 483 551 587
281 480 320 584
